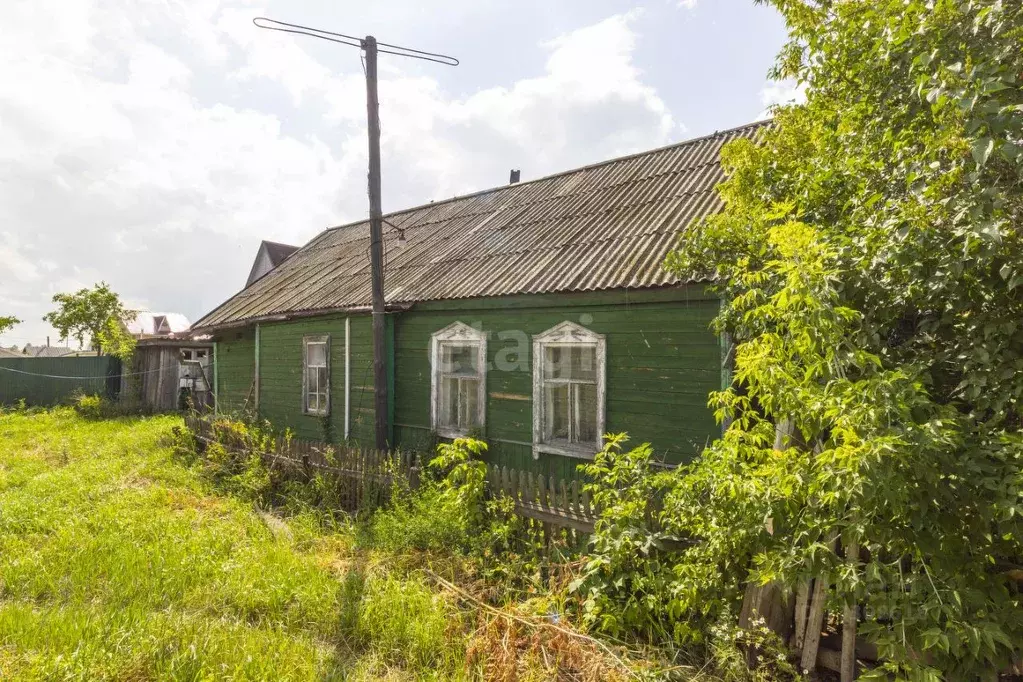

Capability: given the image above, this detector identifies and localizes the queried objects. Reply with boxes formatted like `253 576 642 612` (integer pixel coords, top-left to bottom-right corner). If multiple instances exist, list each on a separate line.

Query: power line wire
0 363 195 381
251 17 459 66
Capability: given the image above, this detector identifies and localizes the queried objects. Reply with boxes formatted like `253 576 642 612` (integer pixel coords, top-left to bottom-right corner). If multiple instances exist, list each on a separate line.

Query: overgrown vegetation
0 407 666 680
650 0 1023 679
0 409 473 680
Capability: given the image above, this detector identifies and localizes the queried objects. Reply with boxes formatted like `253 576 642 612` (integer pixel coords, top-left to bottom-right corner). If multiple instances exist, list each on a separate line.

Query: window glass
303 338 329 415
544 346 596 381
535 329 603 452
434 337 483 433
543 383 570 441
308 342 327 367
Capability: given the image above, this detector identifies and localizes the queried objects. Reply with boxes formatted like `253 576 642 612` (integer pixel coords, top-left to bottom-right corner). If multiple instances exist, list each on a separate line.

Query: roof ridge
321 120 768 236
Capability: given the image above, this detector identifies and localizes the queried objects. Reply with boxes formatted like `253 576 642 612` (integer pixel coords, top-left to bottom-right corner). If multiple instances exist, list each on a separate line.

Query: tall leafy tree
662 0 1022 678
0 316 20 336
43 283 137 358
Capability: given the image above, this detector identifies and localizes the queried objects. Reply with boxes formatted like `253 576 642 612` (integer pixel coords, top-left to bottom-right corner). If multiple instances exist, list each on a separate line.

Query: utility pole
364 35 388 450
252 18 457 451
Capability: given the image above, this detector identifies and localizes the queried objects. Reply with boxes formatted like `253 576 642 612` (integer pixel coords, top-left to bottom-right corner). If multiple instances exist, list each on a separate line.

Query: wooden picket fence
183 415 597 532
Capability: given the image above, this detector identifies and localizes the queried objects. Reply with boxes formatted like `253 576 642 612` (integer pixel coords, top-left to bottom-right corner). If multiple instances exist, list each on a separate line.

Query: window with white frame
303 335 330 416
431 322 486 437
532 322 605 458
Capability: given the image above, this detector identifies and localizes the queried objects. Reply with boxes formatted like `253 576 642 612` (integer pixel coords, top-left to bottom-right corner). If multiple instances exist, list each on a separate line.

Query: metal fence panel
0 356 122 406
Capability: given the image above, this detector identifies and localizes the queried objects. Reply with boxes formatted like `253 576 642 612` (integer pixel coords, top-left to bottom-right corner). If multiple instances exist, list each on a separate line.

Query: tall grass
0 408 471 681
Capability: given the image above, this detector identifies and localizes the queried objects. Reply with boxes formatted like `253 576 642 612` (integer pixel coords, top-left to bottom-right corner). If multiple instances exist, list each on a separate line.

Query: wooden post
364 35 388 451
801 570 829 675
793 580 811 652
841 541 860 682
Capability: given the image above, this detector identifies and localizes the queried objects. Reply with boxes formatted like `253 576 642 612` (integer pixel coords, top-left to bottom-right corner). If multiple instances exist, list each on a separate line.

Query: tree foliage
43 283 137 358
657 0 1022 678
0 316 20 336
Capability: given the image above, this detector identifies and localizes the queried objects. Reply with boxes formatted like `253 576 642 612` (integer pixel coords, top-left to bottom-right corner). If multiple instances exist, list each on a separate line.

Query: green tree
0 316 20 336
661 0 1023 678
43 283 137 358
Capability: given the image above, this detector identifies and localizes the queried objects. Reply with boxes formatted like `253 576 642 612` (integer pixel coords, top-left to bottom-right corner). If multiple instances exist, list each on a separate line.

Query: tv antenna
253 17 458 450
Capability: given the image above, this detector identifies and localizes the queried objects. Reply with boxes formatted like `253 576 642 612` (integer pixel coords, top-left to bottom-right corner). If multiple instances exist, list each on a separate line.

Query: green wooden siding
392 286 721 479
214 328 255 414
213 286 723 479
215 316 381 446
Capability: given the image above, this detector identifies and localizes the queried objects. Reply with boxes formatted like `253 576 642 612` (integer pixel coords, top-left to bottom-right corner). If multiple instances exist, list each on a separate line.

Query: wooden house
191 123 763 478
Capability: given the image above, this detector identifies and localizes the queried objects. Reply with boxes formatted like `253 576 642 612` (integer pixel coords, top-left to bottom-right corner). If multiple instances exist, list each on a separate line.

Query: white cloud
678 0 698 8
0 3 680 346
758 78 807 119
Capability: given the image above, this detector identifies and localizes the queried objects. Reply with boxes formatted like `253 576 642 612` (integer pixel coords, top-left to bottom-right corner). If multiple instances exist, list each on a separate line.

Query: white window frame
302 334 330 416
532 321 606 460
430 322 487 438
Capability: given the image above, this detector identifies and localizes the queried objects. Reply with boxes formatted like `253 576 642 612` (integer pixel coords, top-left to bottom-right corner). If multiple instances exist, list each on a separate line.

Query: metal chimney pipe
509 169 521 184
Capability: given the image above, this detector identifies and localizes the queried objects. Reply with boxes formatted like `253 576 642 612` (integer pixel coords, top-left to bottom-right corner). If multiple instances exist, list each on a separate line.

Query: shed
122 338 214 412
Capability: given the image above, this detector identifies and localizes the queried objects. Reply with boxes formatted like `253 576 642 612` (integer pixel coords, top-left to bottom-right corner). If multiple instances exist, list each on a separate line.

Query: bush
72 393 112 419
569 434 691 645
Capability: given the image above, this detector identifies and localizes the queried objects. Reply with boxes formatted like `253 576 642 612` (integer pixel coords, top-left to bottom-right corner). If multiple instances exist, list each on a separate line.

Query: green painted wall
216 315 383 446
213 286 723 479
392 286 721 480
214 328 255 414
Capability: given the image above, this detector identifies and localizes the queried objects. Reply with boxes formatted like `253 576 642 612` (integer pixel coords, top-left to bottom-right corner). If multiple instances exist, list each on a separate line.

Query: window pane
575 382 599 444
569 346 597 382
441 344 479 376
308 342 327 367
317 367 328 393
545 346 596 381
460 378 480 429
544 384 570 442
438 376 459 428
544 346 564 380
306 366 319 393
308 391 319 413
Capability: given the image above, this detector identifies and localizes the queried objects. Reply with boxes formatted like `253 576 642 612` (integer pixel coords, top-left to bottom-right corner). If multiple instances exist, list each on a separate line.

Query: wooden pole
800 576 828 676
364 35 388 451
841 540 860 682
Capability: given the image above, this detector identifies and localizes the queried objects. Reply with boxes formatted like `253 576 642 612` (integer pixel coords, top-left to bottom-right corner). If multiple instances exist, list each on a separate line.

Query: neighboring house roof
246 240 299 287
0 347 25 358
126 312 192 337
23 345 76 358
195 121 766 331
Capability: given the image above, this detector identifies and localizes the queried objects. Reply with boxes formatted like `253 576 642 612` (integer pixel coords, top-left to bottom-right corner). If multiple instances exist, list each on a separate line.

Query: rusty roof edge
320 120 771 236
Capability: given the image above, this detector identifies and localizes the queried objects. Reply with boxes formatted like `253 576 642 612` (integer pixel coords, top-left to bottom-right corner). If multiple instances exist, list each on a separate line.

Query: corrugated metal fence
0 356 122 406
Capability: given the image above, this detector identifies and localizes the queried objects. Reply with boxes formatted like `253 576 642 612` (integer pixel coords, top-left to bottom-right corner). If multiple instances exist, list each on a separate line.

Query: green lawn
0 409 468 681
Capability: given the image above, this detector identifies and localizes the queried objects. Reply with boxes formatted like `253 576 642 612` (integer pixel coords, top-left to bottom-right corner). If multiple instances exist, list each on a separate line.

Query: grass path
0 409 467 681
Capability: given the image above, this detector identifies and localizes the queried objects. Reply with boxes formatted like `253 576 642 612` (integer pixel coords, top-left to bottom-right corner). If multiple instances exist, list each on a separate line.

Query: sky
0 0 797 349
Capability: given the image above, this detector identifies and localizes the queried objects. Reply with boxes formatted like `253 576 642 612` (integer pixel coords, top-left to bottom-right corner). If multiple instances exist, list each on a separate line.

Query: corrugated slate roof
194 121 765 330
